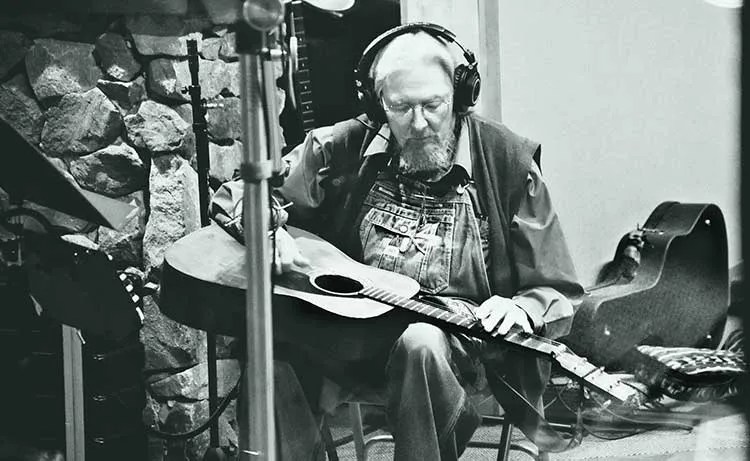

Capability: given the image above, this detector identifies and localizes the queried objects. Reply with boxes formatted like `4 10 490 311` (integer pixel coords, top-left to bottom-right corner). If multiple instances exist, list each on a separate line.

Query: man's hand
273 227 310 275
474 295 533 336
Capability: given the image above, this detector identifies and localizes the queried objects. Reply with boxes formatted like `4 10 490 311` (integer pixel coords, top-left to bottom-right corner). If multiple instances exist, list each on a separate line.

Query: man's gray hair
370 30 456 98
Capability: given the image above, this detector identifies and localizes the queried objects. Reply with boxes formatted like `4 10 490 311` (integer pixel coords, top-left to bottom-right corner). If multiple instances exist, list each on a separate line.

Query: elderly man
214 22 582 460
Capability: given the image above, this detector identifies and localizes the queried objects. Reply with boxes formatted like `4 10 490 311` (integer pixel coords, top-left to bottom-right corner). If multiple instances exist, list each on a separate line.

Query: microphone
242 0 286 32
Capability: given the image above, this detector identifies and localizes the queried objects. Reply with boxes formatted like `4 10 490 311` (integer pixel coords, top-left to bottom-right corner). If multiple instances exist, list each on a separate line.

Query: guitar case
561 201 729 368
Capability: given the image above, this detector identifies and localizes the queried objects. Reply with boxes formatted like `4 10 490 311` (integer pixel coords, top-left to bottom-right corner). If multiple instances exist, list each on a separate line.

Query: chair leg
496 421 513 461
349 403 367 461
319 415 339 461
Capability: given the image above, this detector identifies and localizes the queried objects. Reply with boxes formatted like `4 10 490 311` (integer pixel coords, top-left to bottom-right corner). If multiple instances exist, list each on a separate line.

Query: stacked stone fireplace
0 11 282 460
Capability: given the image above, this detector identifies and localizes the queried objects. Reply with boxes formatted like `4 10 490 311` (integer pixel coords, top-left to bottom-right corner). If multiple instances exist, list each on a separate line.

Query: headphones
354 22 481 124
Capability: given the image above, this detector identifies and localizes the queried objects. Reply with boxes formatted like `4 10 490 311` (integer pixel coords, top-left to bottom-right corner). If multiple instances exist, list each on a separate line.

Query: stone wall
0 11 283 460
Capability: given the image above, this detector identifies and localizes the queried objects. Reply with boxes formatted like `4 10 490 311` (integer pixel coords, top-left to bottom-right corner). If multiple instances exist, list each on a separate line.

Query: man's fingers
273 248 283 275
494 309 533 336
495 313 516 336
522 319 533 334
273 227 309 273
476 295 502 319
475 297 535 336
293 252 311 267
481 307 504 333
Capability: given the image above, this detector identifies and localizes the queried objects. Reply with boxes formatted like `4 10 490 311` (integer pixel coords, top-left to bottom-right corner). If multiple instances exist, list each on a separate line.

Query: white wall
496 0 741 285
400 0 503 120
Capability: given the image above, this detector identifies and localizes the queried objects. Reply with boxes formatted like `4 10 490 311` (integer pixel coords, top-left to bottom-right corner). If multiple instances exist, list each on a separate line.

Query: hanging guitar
160 223 640 405
282 0 317 146
281 0 360 147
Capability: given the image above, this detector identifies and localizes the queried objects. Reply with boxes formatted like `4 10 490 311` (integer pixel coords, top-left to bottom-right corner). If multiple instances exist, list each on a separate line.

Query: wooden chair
330 391 548 461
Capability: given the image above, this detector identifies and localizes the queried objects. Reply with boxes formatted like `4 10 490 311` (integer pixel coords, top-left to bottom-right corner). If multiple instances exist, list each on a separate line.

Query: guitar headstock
493 327 641 405
554 349 641 405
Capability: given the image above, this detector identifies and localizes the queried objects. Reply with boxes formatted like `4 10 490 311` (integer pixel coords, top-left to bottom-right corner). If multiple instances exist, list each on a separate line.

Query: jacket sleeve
275 125 338 225
509 162 583 340
209 125 337 238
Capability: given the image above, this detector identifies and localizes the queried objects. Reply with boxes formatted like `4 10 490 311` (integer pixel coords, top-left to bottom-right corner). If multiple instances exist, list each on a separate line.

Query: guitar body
562 202 729 367
160 224 419 360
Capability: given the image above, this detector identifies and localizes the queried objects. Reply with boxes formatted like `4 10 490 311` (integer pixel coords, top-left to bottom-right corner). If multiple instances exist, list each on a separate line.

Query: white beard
396 131 456 182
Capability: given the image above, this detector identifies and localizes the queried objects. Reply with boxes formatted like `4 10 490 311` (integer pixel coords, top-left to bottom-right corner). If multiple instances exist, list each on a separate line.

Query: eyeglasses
381 96 452 120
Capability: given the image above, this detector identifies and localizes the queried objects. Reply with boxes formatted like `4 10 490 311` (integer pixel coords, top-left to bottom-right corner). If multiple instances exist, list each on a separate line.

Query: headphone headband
354 22 481 123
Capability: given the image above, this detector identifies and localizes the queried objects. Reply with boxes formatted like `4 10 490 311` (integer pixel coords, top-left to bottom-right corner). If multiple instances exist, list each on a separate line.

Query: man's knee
391 322 451 364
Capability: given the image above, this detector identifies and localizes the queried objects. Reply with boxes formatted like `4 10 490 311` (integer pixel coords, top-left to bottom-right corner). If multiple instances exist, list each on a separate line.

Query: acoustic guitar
284 0 358 136
160 223 640 404
286 0 317 135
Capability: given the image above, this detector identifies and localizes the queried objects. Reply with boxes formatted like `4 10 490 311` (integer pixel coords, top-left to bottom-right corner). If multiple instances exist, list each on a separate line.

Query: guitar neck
360 285 638 404
361 285 563 354
290 0 316 133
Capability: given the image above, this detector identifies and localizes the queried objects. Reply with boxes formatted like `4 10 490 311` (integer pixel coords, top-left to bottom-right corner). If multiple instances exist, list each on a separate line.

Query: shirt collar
363 120 473 178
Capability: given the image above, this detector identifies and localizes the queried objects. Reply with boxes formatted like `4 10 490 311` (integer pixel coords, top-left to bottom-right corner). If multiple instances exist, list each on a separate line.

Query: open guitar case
561 201 730 369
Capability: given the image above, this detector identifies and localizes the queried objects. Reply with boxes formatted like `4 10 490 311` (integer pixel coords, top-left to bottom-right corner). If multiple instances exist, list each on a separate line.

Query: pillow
630 344 745 402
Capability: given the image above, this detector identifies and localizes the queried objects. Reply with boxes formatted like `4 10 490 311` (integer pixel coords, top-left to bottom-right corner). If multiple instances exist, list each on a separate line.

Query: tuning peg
143 281 159 295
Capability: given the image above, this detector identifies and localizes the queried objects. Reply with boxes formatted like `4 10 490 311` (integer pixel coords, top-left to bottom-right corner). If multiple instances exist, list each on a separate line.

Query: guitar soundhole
311 273 363 296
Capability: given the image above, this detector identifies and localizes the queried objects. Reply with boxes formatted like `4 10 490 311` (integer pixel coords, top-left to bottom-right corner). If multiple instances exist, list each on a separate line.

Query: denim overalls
352 168 493 459
356 169 492 303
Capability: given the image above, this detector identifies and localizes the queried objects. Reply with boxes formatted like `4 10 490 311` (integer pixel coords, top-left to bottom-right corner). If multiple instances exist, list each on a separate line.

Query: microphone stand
235 1 286 459
184 39 225 461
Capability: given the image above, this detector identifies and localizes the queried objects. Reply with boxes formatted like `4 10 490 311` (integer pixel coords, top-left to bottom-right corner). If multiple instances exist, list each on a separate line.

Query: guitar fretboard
359 285 637 403
361 285 565 354
290 0 316 133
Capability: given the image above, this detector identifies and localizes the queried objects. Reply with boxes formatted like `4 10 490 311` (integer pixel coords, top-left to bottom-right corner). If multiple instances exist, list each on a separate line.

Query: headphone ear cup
358 85 386 124
453 63 481 113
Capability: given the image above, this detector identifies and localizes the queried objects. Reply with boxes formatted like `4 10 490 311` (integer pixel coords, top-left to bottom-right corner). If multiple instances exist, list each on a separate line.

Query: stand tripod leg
236 24 278 460
62 325 85 461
